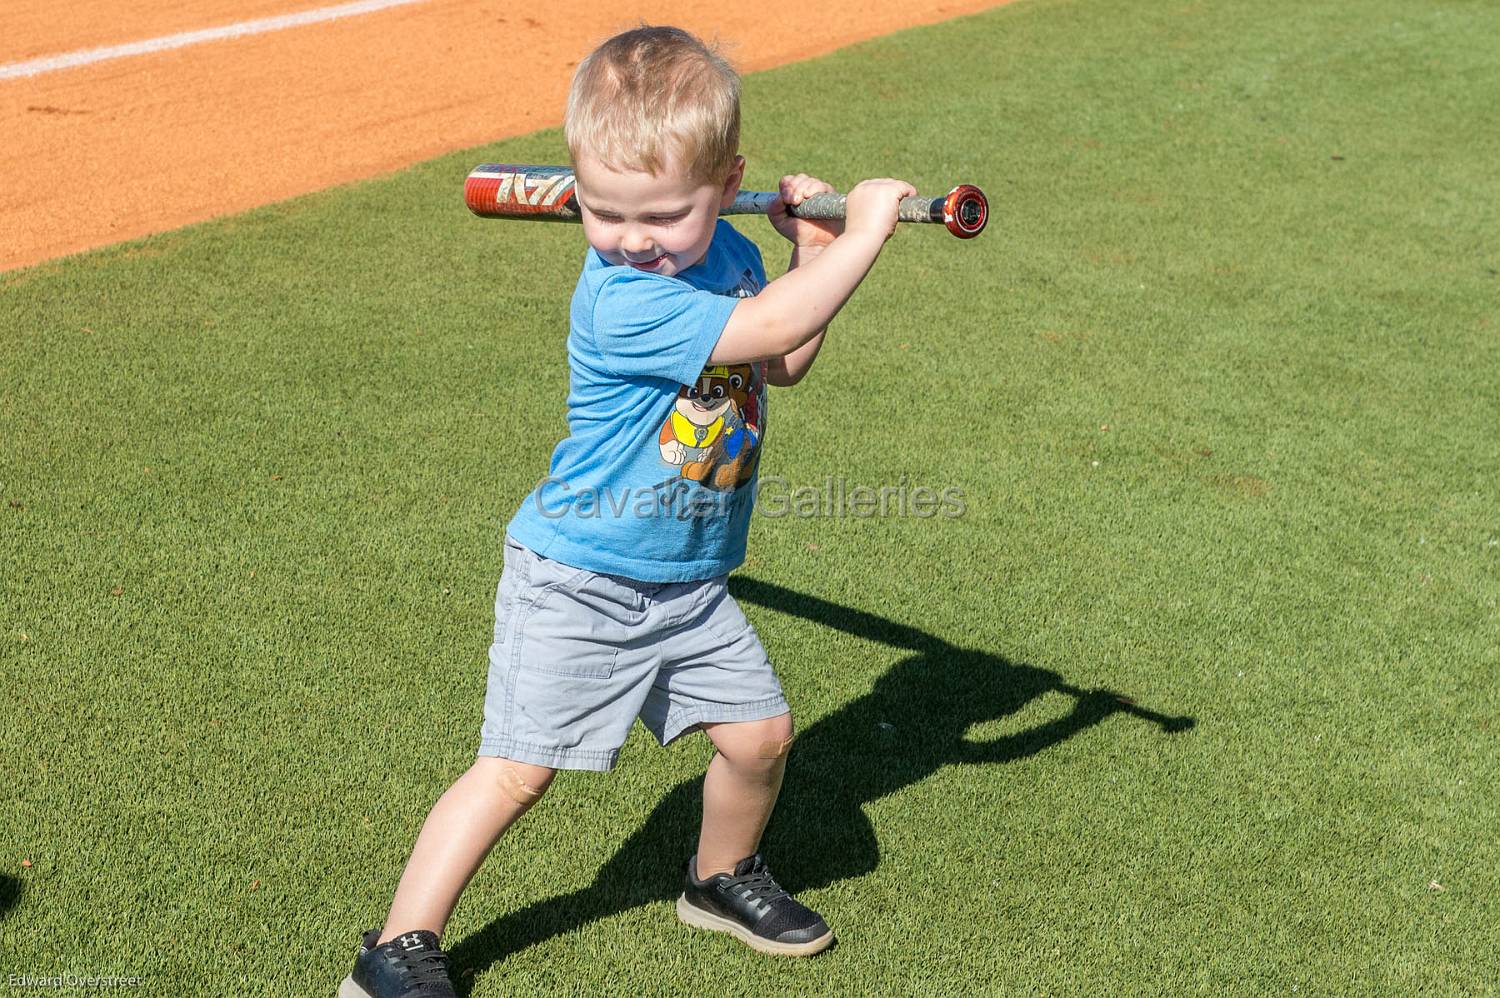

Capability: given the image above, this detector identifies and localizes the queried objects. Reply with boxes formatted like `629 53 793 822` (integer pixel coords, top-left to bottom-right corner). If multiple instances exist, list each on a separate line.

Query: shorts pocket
492 542 534 646
697 585 759 648
516 571 623 679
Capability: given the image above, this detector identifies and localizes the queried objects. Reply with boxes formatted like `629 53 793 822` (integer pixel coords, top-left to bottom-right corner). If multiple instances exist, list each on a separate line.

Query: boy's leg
377 756 556 943
695 712 794 877
642 581 830 954
679 710 832 956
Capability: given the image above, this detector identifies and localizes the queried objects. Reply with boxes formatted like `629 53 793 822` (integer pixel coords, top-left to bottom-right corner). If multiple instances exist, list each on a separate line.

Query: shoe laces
392 937 451 987
726 859 792 907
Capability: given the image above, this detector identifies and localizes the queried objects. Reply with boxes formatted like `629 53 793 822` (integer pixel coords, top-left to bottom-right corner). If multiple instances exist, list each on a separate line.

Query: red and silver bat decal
465 165 580 219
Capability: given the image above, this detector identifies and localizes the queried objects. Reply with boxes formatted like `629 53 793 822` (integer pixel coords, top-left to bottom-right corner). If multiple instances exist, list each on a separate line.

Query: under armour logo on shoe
399 933 427 951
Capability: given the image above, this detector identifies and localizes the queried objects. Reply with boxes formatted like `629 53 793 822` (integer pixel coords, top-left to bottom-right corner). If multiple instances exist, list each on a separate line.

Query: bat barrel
465 164 580 220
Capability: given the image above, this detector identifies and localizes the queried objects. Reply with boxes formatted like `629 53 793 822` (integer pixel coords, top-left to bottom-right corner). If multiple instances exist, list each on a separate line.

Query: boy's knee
756 713 796 760
476 758 556 807
711 712 795 766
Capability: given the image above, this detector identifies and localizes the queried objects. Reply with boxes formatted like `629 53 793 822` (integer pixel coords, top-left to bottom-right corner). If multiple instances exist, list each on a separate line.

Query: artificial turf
2 0 1496 992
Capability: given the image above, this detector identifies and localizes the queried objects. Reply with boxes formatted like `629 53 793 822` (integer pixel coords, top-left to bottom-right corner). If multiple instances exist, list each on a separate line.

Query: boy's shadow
0 875 20 921
450 579 1193 989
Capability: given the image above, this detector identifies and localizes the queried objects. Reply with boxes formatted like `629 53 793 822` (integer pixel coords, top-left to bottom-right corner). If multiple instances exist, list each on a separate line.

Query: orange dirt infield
0 0 1019 274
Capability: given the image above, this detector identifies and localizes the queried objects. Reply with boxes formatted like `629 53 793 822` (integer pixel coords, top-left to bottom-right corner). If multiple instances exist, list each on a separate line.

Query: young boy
341 25 915 997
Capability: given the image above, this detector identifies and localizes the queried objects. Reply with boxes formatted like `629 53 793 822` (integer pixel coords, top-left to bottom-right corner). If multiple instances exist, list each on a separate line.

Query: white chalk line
0 0 432 82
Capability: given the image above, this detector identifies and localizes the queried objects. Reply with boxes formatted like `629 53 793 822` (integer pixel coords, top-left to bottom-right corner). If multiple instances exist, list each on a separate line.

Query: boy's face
573 150 745 278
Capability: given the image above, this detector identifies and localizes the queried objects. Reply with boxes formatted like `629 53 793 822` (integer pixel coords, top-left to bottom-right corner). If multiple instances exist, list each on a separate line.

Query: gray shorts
477 536 790 771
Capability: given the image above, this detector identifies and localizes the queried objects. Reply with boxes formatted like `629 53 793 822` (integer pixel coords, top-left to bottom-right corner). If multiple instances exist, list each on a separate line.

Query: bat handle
724 185 988 238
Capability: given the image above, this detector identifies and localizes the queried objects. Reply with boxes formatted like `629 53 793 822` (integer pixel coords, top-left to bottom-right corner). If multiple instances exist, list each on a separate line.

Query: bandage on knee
498 764 544 806
756 734 796 760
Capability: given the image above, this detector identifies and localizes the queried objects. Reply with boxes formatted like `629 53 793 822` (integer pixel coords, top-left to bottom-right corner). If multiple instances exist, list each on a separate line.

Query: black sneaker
337 928 458 998
677 853 835 956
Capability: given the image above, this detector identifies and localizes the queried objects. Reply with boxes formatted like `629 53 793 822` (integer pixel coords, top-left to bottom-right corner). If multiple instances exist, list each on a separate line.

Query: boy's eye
589 211 683 225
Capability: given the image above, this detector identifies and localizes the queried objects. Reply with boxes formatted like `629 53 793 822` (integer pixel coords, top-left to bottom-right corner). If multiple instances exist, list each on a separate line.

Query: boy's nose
621 227 655 257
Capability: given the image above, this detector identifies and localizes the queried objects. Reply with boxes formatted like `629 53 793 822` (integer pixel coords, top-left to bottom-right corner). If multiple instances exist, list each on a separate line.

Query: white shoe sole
675 894 835 957
337 975 373 998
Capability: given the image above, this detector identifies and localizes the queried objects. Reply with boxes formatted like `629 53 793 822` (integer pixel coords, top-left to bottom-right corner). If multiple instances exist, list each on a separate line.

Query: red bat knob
942 185 987 239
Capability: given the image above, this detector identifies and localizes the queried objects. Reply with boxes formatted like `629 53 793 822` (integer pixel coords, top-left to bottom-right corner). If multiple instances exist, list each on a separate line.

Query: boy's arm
764 243 829 387
710 178 915 368
765 329 827 387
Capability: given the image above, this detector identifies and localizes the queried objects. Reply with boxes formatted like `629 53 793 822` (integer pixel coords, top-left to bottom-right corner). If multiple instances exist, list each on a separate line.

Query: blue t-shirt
506 219 769 582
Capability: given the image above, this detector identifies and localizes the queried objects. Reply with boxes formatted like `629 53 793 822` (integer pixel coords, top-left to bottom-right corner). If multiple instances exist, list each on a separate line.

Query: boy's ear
719 155 746 208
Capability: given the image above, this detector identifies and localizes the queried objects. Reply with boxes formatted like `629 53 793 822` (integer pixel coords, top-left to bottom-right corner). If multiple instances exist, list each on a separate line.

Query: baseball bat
464 164 988 239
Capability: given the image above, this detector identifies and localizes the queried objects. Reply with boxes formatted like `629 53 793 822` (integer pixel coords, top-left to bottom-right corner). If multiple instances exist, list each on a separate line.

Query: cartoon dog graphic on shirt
659 363 763 492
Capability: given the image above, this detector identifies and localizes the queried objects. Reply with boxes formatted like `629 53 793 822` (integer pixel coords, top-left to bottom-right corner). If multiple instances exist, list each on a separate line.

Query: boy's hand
768 174 843 249
844 178 919 243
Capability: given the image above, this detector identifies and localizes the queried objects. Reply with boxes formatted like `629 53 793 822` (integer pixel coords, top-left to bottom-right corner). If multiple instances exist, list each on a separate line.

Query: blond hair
565 25 741 186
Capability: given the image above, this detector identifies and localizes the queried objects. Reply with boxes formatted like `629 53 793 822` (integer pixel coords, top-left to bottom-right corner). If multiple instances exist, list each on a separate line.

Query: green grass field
3 0 1497 993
